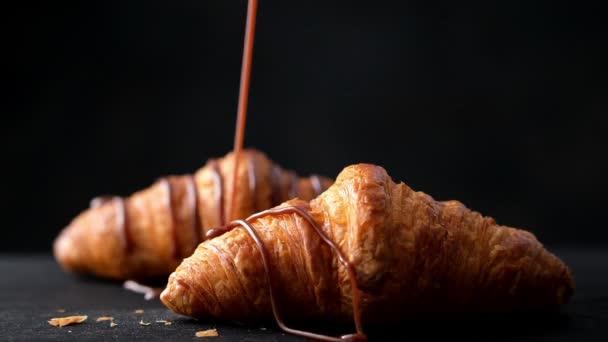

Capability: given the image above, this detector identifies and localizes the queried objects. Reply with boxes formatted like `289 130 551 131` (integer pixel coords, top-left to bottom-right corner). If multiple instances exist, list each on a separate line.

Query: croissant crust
53 149 332 281
161 163 574 324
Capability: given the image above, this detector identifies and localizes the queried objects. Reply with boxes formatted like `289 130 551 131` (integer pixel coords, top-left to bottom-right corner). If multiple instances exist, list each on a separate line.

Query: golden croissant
53 149 332 281
161 163 574 340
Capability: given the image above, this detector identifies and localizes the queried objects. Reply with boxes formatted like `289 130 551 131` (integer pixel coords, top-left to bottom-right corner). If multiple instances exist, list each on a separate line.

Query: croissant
161 163 574 341
53 149 332 281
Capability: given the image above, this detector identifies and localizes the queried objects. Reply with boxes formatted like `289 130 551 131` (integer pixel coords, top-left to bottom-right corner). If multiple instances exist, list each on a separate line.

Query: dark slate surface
1 248 607 341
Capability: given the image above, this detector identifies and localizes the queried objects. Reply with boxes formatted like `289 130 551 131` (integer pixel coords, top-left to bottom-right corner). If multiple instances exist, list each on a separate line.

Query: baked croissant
53 149 332 281
161 163 574 340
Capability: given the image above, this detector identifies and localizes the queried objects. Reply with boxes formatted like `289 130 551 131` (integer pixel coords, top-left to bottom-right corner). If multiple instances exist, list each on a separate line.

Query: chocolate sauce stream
229 0 258 222
206 205 367 342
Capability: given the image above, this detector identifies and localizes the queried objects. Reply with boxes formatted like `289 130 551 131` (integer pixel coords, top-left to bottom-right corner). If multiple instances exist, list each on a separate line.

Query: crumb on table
195 329 219 337
48 315 88 327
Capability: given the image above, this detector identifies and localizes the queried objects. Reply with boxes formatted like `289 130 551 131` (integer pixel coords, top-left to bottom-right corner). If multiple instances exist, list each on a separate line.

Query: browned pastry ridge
53 149 332 281
161 163 574 327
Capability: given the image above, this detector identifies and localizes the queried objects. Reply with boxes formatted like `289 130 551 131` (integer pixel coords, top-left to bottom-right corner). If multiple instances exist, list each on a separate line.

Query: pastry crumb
110 322 118 327
139 320 151 326
155 319 167 323
48 315 88 327
164 321 172 326
96 316 113 322
195 329 219 337
134 309 144 314
55 309 66 313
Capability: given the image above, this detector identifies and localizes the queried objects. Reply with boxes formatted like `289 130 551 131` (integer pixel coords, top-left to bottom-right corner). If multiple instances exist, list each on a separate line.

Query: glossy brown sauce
89 155 271 258
91 0 352 338
228 0 258 222
207 2 361 334
205 205 366 342
92 175 203 259
90 195 132 253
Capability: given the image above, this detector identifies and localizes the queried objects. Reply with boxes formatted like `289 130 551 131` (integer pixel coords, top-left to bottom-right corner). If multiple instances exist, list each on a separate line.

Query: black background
6 0 607 252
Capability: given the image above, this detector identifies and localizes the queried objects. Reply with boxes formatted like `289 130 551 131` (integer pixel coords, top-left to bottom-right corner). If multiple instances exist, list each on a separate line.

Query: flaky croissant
161 163 574 340
53 149 332 281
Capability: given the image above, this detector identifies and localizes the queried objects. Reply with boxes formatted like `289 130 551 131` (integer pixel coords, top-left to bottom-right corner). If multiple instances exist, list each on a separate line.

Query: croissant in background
162 163 574 339
53 149 332 281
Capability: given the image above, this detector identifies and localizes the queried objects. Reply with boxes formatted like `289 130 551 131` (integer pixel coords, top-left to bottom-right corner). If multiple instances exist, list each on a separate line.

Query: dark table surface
1 247 607 341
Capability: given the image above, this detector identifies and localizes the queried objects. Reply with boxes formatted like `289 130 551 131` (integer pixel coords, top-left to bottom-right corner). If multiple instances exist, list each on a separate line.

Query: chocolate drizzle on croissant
53 149 333 281
161 163 574 337
90 196 132 253
205 205 366 341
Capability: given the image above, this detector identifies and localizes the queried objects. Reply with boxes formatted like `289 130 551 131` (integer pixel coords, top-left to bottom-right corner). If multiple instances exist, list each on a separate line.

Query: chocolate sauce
90 196 132 253
229 0 258 222
188 175 202 246
159 177 180 260
205 205 366 342
89 165 217 257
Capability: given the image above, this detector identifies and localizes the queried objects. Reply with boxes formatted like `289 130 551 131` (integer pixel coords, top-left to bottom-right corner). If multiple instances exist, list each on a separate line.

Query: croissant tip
53 228 72 268
560 268 576 304
54 222 90 275
159 283 173 310
161 273 198 317
340 163 383 175
335 164 390 185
